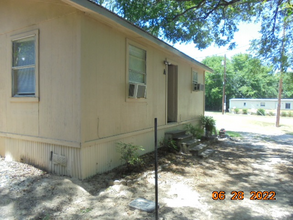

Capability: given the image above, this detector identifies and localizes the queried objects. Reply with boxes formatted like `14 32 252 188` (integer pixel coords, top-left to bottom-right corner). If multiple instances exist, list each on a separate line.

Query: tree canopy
96 1 292 59
202 54 293 111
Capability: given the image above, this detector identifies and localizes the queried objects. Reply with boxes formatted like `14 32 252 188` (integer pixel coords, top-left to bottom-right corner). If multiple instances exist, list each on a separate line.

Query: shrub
234 108 240 114
184 123 204 139
199 115 216 136
160 138 179 152
288 111 293 117
267 111 274 116
242 109 248 114
257 108 265 116
281 111 287 117
116 142 144 170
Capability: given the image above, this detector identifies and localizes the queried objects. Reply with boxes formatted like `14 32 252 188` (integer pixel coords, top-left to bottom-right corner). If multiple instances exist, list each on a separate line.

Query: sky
173 22 261 62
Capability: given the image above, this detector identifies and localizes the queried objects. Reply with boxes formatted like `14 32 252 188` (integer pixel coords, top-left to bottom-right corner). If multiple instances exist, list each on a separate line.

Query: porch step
173 134 193 141
189 144 208 156
164 130 215 159
199 149 215 158
165 130 187 139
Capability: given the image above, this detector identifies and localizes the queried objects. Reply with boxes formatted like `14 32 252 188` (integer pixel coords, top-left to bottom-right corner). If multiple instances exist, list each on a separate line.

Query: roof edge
61 0 214 73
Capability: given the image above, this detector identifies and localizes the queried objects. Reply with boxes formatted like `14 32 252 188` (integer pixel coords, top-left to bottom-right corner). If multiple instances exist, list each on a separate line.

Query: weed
42 214 51 220
184 123 204 139
80 208 93 214
116 142 144 170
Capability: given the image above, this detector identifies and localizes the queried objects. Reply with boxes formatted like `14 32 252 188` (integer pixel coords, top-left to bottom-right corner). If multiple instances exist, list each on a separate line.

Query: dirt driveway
0 112 293 220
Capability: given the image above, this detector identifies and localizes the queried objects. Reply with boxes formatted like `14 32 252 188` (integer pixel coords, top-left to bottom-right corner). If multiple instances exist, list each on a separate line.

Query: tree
97 0 293 125
202 54 278 111
97 0 291 50
249 2 292 126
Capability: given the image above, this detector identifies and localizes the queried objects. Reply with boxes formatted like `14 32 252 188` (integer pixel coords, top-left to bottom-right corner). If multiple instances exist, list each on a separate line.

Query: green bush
281 111 287 117
184 123 204 139
267 111 274 116
116 142 144 170
234 108 240 114
288 111 293 117
242 109 248 114
199 115 216 136
160 138 179 152
257 108 265 116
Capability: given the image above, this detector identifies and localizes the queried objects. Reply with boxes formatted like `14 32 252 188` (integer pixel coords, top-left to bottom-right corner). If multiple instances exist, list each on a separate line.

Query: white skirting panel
1 137 82 179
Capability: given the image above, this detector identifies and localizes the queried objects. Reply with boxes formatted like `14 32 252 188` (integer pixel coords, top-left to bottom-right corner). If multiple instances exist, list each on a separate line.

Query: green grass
225 131 242 138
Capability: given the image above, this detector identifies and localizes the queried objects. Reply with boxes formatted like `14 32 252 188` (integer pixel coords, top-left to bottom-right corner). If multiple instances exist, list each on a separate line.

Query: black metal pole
154 118 158 220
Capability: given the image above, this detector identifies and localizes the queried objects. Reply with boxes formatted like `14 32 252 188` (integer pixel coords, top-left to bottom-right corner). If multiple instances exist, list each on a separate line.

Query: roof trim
61 0 214 72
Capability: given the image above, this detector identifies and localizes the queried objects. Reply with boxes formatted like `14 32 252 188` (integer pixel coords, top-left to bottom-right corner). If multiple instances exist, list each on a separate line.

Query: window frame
285 103 291 109
10 29 39 102
192 70 198 85
126 40 147 101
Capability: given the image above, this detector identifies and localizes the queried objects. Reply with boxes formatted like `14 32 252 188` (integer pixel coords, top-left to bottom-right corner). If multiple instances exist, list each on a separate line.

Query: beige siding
0 34 7 133
0 0 82 177
81 125 169 179
79 15 205 143
0 0 81 143
0 0 207 179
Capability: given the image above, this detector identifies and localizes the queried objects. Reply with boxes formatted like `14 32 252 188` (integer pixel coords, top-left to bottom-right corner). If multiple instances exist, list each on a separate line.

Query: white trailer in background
229 98 293 111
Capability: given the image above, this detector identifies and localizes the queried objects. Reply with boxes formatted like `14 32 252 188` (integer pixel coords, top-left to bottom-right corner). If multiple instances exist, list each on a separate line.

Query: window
244 102 246 107
192 70 198 84
260 102 265 107
128 44 147 98
285 103 291 109
11 31 38 97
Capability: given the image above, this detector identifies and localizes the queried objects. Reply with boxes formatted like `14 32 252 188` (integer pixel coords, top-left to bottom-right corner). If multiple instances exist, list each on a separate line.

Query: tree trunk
276 76 283 127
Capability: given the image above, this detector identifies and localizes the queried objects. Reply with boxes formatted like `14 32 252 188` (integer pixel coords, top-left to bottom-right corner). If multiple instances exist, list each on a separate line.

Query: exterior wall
229 99 293 110
0 0 207 179
79 14 205 177
0 0 82 177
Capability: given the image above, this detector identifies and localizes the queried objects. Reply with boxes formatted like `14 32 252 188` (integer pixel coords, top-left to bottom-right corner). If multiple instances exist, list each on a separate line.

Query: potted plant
199 115 216 137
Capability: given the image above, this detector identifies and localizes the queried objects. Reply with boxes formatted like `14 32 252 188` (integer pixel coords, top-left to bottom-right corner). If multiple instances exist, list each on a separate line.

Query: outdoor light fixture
164 60 171 65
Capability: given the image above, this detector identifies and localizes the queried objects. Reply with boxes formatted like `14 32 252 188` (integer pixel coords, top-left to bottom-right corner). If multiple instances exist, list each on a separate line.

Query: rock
108 180 114 186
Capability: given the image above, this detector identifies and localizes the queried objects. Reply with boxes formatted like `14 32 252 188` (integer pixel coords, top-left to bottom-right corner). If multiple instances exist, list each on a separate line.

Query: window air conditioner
199 84 205 91
129 82 147 98
193 83 199 91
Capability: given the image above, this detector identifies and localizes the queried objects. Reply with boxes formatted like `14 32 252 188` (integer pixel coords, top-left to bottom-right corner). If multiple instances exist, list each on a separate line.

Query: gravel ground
0 113 293 220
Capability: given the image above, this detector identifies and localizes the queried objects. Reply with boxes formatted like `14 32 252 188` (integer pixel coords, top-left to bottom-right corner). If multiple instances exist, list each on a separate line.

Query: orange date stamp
212 191 276 200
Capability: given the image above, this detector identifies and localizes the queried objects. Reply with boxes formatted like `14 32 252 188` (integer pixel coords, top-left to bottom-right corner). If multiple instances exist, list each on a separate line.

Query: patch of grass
285 131 293 136
42 215 51 220
225 131 242 138
80 208 93 213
